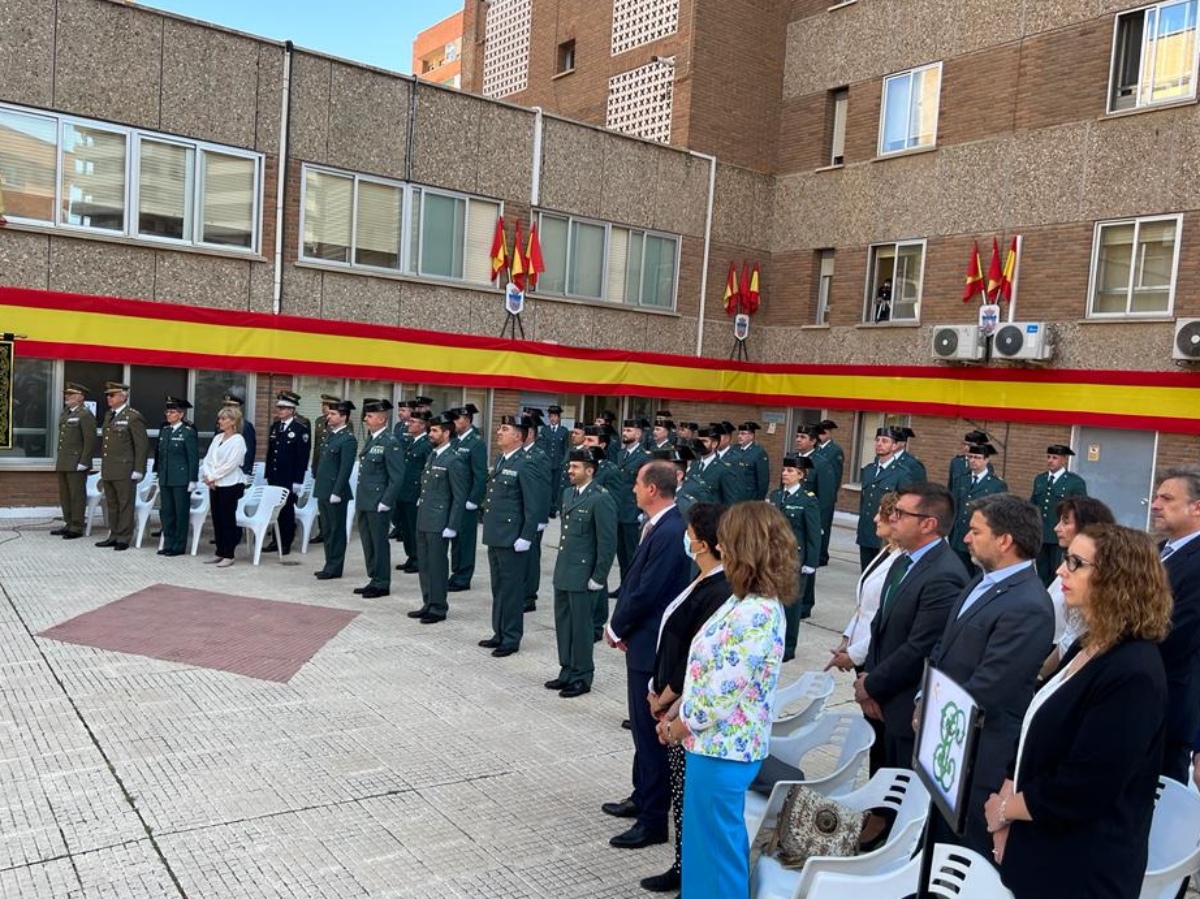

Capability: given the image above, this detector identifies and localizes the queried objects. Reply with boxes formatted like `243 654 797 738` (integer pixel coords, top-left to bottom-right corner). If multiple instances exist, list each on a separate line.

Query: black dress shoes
620 719 632 731
640 870 682 892
314 571 339 580
491 647 517 658
448 584 469 592
113 543 129 551
607 589 620 599
601 798 639 818
559 682 590 698
419 614 445 625
400 561 419 573
61 532 82 540
95 539 116 548
156 549 169 556
361 587 389 599
544 678 569 690
353 586 370 595
161 550 183 557
523 602 537 613
262 541 279 553
407 607 431 619
609 823 667 849
478 637 501 648
50 527 68 536
310 534 323 544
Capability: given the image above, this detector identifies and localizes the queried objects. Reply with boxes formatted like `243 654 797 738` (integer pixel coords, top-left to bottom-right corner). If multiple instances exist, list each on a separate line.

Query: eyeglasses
1062 553 1094 572
890 507 933 521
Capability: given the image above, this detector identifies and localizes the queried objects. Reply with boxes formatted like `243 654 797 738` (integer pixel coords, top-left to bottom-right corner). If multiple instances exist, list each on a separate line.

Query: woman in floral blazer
659 501 797 899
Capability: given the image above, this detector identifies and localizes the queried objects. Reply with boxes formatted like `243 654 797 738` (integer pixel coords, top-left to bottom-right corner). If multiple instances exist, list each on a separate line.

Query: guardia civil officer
735 421 771 500
409 412 469 624
449 403 487 592
795 425 837 570
615 418 651 587
542 405 570 517
154 396 199 557
264 390 310 556
222 391 255 481
949 442 1008 573
948 429 989 493
353 399 405 598
96 382 149 551
309 393 341 545
1031 444 1088 584
520 408 553 612
394 410 432 572
53 382 96 539
770 455 822 659
856 427 913 570
313 400 357 580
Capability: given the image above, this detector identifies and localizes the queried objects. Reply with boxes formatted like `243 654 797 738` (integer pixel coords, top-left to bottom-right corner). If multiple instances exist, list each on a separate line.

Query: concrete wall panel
0 0 55 108
320 270 402 326
288 52 332 163
161 18 259 148
475 102 534 203
0 231 50 290
410 87 479 195
153 252 252 311
327 64 411 180
47 237 155 300
537 119 605 218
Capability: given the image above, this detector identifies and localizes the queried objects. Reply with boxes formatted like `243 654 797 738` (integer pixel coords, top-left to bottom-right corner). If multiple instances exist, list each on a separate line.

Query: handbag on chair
761 784 866 869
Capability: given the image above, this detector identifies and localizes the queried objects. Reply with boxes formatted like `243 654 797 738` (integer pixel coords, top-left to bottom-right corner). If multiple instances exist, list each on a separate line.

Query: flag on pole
489 216 508 283
511 220 527 292
746 263 761 315
962 240 984 303
1000 236 1017 303
739 261 751 312
525 222 545 290
985 237 1003 301
723 262 739 315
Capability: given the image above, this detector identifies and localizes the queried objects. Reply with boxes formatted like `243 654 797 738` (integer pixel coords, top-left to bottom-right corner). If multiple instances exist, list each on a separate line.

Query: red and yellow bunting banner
3 286 1200 433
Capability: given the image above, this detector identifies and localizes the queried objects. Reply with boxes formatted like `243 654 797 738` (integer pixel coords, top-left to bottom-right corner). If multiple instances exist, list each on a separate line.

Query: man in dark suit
264 390 310 556
1031 444 1088 584
856 482 969 769
928 493 1054 856
1150 467 1200 783
410 412 469 624
602 460 692 849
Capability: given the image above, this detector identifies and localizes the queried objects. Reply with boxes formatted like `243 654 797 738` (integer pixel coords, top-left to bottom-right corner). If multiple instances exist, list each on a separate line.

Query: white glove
513 538 532 552
377 503 390 513
76 463 87 471
537 522 547 532
465 501 479 511
330 494 342 504
131 471 143 481
187 482 197 492
292 483 304 495
587 579 604 592
442 528 456 539
802 566 815 575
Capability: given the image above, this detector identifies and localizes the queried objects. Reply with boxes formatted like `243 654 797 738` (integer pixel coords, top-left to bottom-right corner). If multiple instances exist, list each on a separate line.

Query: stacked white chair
772 671 836 738
293 472 319 553
132 473 160 549
804 843 1012 899
83 472 105 535
1141 776 1200 899
234 485 289 565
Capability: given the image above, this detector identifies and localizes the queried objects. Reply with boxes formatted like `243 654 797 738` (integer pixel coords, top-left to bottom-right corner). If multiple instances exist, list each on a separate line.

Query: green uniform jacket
697 456 740 505
770 486 822 571
720 447 751 502
1030 470 1088 542
554 482 618 591
417 446 470 533
482 450 539 546
614 444 650 524
739 442 771 500
154 423 199 487
521 442 553 525
857 459 914 548
357 429 405 509
951 469 1009 551
538 424 570 474
802 452 837 529
100 406 150 479
895 451 927 483
56 403 97 472
594 458 624 498
312 414 330 480
817 438 845 488
453 428 489 507
948 455 969 492
314 428 357 500
397 433 432 502
677 463 715 515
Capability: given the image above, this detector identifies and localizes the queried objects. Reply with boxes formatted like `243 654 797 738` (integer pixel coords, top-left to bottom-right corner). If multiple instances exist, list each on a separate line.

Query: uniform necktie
880 554 913 614
1161 543 1176 561
972 475 979 486
640 519 655 544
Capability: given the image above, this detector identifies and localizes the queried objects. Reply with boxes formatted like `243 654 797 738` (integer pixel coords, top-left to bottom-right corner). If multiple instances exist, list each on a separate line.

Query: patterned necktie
880 554 913 614
1161 543 1176 562
640 519 655 544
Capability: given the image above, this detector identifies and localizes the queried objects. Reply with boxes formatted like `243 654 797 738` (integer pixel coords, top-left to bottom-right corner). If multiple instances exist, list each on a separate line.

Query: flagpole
1007 235 1022 323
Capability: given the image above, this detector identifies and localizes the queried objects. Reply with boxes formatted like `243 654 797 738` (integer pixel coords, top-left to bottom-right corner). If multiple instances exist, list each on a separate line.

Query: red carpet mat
38 584 359 682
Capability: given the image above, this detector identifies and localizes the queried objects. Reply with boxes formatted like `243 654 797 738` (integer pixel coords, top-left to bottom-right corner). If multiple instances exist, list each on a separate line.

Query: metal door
1073 427 1158 529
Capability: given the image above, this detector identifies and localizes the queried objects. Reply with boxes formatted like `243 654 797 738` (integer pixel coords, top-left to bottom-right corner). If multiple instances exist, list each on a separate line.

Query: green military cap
103 381 129 394
320 394 342 405
64 382 89 396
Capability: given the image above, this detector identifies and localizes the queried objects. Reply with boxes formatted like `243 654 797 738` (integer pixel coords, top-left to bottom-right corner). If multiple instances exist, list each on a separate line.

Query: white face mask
683 533 698 561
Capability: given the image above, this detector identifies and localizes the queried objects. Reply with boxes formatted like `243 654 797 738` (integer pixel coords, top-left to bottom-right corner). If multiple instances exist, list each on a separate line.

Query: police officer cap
899 427 916 440
700 425 724 441
967 443 998 457
401 399 420 410
720 420 737 434
64 382 89 395
499 414 529 432
876 426 906 441
655 409 673 420
432 411 455 427
320 394 342 405
523 406 543 417
818 419 839 432
454 403 479 419
568 447 599 465
623 417 650 429
681 422 700 431
796 424 821 439
330 400 356 415
782 454 815 470
164 395 192 410
276 390 301 408
362 397 393 414
222 391 245 406
656 419 676 429
409 410 432 424
104 381 130 395
547 405 563 415
964 429 989 444
738 421 761 432
651 444 696 464
1046 444 1075 457
414 396 434 407
598 410 616 423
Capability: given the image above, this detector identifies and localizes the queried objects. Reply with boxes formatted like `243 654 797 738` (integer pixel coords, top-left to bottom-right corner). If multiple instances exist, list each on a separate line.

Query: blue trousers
682 751 761 899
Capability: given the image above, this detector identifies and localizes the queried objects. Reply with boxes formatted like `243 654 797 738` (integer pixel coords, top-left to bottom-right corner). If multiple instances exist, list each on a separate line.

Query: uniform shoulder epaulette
806 490 816 497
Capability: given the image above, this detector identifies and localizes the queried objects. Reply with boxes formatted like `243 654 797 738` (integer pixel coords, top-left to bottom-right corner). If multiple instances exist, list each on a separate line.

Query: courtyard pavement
0 510 872 898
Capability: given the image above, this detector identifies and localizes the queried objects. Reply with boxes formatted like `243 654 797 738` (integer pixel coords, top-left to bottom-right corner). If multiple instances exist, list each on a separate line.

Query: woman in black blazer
640 503 730 894
984 524 1173 899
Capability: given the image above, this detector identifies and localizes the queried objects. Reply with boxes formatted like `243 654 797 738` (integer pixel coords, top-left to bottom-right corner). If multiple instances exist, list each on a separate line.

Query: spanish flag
723 262 738 315
746 263 761 315
962 241 983 303
1000 236 1018 303
489 216 508 283
511 219 527 292
526 222 545 290
986 237 1003 301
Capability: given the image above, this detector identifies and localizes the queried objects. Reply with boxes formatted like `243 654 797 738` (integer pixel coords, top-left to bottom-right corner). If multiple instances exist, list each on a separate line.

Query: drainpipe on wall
272 40 294 316
690 149 717 357
405 78 419 183
530 106 543 210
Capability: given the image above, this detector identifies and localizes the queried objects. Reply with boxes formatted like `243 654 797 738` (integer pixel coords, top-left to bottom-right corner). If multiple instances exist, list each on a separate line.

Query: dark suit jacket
1002 639 1166 899
864 539 969 737
929 564 1054 851
653 569 731 696
609 505 692 671
1160 534 1200 750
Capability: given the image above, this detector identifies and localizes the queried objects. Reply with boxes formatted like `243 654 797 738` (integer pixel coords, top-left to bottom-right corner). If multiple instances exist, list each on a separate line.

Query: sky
139 0 466 74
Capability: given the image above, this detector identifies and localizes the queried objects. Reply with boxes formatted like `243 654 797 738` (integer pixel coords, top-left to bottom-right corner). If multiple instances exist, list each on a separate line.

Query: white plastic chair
235 485 289 565
294 473 318 553
158 486 210 556
344 460 360 534
745 713 875 841
1141 776 1200 899
772 671 836 737
132 473 160 548
805 843 1012 899
249 460 267 489
84 472 105 535
752 768 930 899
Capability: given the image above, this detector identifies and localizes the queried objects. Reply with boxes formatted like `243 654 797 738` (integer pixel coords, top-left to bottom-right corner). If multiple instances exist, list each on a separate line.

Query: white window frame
1085 213 1182 318
877 62 942 157
405 184 503 285
863 239 927 323
0 102 263 254
1108 0 1200 113
299 164 406 273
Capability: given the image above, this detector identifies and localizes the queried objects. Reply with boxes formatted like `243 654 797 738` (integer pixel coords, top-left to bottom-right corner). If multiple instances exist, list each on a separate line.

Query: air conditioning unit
993 321 1052 361
1173 318 1200 361
931 325 985 361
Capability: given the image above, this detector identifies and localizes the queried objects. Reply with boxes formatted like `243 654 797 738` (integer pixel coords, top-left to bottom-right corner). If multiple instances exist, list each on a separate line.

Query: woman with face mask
640 503 730 894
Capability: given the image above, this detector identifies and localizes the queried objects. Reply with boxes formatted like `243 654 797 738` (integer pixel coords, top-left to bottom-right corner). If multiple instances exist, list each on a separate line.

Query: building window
815 249 835 325
557 40 576 74
536 211 679 310
1109 1 1199 112
409 187 499 283
1088 214 1181 316
302 167 403 270
0 102 262 253
878 63 941 156
865 241 925 323
828 88 848 166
